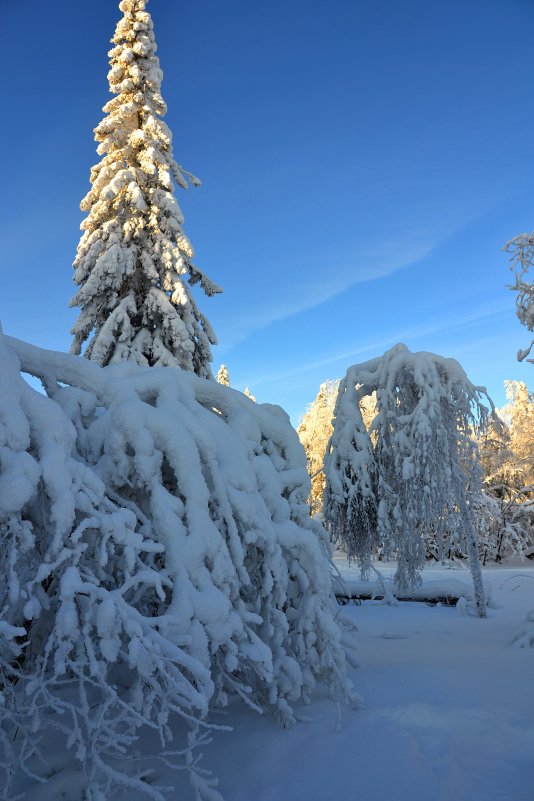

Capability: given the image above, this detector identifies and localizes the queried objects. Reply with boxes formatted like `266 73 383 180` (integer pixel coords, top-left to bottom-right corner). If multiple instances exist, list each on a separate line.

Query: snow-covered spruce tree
70 0 221 377
504 232 534 363
298 380 340 516
1 330 358 799
503 380 534 489
324 344 491 616
216 364 230 387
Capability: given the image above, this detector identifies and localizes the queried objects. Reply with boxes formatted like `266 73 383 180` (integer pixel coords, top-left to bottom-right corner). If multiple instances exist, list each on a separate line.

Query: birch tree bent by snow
324 343 492 618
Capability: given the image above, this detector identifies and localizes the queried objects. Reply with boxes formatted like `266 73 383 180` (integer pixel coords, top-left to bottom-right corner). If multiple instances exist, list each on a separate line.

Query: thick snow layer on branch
0 330 356 800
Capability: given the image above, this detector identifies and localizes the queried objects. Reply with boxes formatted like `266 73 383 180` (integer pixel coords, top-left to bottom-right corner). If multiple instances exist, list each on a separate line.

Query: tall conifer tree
70 0 221 377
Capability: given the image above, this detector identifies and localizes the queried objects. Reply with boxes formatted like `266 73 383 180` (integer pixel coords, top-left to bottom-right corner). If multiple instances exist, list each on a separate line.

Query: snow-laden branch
0 330 358 799
504 232 534 364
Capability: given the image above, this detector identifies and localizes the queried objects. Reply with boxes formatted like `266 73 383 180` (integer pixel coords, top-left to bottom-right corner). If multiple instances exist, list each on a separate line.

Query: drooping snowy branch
322 378 378 577
1 330 357 799
504 232 534 364
70 0 221 377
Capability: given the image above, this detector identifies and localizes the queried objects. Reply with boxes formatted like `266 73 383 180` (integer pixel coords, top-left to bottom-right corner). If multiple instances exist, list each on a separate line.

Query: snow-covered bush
422 491 532 564
471 491 533 564
324 344 490 616
0 330 357 800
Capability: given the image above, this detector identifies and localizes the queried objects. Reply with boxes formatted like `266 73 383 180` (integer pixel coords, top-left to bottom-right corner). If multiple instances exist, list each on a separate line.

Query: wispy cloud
216 215 480 350
245 302 511 388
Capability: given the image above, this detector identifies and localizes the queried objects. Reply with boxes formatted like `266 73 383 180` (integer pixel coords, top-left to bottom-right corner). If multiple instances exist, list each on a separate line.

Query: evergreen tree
70 0 221 377
297 380 339 516
217 364 230 386
504 380 534 488
244 386 256 402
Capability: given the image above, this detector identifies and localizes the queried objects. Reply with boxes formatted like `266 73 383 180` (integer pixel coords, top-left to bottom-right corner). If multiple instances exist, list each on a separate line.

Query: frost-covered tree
322 380 378 577
504 236 534 643
504 232 534 363
0 328 358 800
324 344 490 616
470 490 533 564
70 0 221 377
504 380 534 488
298 381 376 517
297 380 340 516
475 381 534 561
216 364 230 386
244 387 256 402
478 410 519 496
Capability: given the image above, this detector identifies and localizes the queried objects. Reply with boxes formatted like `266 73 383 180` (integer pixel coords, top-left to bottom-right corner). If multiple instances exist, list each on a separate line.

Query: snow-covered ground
193 559 534 801
19 559 534 801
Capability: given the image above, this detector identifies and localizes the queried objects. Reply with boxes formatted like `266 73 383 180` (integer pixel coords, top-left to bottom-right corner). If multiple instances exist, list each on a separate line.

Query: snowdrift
0 330 357 800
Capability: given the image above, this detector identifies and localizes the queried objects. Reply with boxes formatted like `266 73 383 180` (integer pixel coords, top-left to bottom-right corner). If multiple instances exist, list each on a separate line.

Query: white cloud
215 211 483 350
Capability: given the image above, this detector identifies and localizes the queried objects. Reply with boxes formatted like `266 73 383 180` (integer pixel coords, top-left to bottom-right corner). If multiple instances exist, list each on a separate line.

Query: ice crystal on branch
70 0 221 377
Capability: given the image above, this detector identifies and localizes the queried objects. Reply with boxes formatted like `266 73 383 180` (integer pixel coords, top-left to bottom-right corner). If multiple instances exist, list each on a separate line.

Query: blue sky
1 0 533 423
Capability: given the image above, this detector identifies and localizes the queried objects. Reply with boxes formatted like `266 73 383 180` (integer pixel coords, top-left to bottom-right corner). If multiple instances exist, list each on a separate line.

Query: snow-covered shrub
471 491 533 563
422 491 532 564
324 344 490 616
0 330 357 800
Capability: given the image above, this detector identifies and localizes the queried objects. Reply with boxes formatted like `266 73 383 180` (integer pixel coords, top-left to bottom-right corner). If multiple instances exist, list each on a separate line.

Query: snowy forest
1 1 534 800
